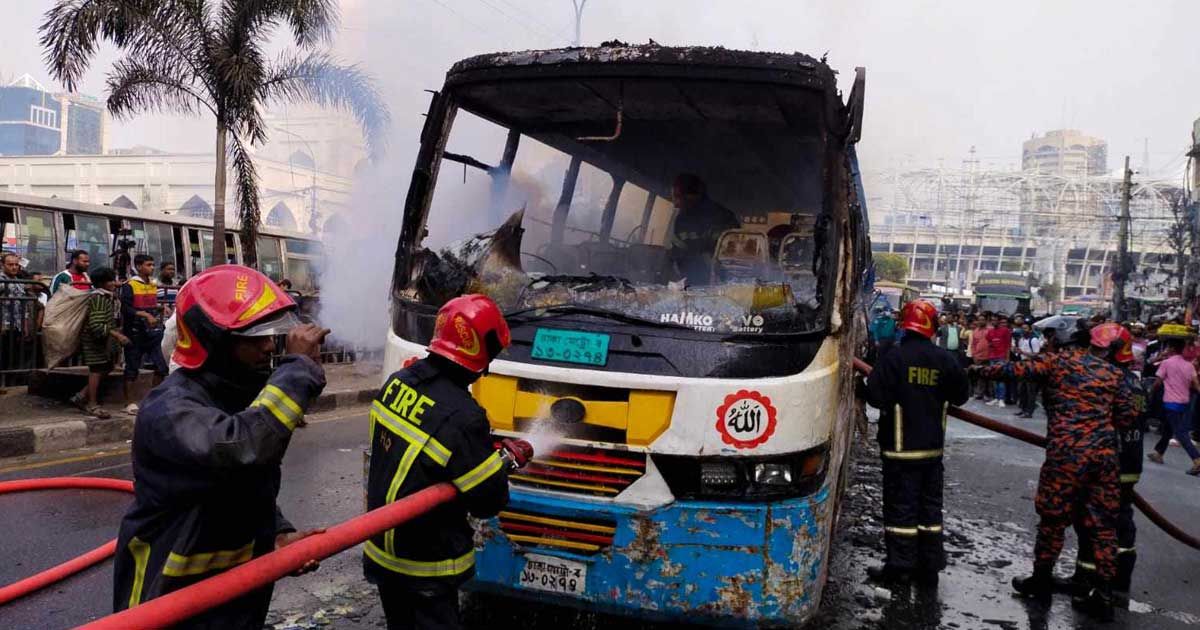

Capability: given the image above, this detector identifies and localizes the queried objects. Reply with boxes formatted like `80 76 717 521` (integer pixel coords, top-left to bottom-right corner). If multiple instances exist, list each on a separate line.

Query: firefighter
1065 323 1145 608
112 265 330 627
365 294 532 630
977 320 1136 621
861 300 970 585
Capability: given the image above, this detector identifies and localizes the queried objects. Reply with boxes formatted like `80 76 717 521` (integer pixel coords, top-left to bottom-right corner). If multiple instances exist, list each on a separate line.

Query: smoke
316 143 548 350
314 162 408 350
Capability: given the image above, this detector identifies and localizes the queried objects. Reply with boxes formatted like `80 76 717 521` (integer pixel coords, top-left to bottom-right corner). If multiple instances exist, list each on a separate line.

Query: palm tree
40 0 389 266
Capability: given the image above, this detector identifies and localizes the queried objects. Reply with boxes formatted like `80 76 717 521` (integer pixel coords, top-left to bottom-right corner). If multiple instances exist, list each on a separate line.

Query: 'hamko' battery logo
660 312 715 331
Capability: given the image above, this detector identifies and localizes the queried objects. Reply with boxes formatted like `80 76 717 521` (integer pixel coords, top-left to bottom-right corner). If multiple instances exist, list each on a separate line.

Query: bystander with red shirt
986 316 1014 407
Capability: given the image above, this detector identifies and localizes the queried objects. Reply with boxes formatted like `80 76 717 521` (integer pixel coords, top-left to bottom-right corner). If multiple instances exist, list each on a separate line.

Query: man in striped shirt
69 267 129 419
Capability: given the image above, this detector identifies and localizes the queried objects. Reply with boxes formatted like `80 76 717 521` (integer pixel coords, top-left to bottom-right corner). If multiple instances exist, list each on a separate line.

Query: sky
4 0 1200 179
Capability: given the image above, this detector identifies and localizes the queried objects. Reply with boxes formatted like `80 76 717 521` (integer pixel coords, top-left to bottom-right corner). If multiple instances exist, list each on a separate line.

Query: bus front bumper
470 485 835 626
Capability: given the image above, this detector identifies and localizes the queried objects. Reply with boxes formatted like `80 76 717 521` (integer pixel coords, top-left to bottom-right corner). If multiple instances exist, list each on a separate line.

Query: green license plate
531 329 610 366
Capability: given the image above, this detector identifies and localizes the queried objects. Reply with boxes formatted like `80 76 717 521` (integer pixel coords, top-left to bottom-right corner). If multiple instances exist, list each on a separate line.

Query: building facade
0 75 106 156
869 132 1183 303
0 151 354 234
1021 129 1107 176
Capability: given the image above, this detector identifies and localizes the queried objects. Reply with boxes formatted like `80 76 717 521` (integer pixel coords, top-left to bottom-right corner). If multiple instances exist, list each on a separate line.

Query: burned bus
383 44 870 625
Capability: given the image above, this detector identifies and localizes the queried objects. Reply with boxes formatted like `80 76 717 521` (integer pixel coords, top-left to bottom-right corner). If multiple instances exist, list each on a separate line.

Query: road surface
1 400 1198 629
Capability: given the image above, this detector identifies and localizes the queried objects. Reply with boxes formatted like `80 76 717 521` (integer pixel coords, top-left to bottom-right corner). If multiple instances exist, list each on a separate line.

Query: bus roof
0 190 314 241
447 43 836 91
439 43 843 206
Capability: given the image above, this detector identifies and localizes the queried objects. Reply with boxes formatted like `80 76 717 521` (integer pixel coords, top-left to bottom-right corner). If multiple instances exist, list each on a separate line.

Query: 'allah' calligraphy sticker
715 390 778 449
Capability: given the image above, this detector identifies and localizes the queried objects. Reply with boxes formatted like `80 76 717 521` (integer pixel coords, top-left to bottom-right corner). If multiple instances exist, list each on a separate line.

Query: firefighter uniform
1072 364 1146 597
364 357 510 629
980 347 1136 588
112 355 326 627
865 331 970 574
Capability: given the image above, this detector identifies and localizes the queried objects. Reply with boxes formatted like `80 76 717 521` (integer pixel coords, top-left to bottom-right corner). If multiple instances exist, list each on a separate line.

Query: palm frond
227 132 262 248
259 52 391 160
106 53 216 119
281 0 338 47
39 0 156 91
220 0 336 49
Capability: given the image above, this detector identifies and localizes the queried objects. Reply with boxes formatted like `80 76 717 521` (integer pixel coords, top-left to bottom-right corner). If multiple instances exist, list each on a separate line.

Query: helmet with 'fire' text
173 265 300 369
428 294 512 373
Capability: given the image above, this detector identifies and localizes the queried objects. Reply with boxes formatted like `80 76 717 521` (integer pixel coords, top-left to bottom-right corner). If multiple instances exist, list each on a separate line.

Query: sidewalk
0 362 382 458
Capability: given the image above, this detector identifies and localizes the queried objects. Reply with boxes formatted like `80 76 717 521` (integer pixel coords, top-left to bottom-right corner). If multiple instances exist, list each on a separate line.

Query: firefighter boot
1052 572 1088 597
1112 551 1136 609
1072 578 1115 622
1011 566 1054 605
866 564 910 585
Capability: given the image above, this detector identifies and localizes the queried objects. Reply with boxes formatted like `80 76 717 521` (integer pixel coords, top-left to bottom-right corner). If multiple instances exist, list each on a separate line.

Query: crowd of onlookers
870 304 1200 475
0 249 184 413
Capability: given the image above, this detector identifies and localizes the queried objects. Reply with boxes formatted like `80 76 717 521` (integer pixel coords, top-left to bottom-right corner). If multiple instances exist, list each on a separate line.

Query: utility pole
571 0 588 46
1113 155 1133 322
1186 132 1200 324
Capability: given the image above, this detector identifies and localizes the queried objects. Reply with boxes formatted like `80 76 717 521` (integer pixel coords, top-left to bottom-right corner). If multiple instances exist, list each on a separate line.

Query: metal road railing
0 279 53 389
0 285 373 389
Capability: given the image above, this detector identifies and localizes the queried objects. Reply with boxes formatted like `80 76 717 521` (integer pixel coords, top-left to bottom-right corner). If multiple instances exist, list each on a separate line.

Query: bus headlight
655 444 829 501
753 462 793 486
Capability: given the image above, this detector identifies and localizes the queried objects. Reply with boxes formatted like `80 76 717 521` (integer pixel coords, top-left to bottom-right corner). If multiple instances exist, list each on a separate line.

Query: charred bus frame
386 44 871 625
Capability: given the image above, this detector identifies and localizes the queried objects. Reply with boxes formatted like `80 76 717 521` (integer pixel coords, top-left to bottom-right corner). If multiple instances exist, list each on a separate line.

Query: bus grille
501 442 647 497
497 509 617 555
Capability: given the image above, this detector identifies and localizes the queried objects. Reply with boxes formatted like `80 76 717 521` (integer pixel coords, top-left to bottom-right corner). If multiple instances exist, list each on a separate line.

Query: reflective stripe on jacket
364 358 509 586
112 355 326 622
865 335 970 460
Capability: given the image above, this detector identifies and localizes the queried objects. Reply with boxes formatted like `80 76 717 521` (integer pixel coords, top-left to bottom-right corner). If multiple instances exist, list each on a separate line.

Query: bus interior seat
713 230 770 283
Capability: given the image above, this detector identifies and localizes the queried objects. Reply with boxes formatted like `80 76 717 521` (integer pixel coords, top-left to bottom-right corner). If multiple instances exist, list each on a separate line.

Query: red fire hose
853 357 1200 551
0 477 133 606
75 483 457 629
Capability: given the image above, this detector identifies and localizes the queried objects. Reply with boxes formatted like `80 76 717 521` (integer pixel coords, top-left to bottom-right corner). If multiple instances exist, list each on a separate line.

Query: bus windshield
405 77 831 335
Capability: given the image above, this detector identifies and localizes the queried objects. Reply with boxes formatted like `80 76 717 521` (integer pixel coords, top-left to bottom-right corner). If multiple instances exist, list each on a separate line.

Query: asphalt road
1 400 1198 629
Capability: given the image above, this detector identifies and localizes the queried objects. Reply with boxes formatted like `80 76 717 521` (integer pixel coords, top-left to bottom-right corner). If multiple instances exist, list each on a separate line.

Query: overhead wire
473 0 561 45
495 0 575 43
422 0 519 48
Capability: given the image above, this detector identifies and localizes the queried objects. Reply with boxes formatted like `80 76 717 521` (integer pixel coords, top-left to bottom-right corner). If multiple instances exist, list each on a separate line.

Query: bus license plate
531 329 609 366
519 554 587 595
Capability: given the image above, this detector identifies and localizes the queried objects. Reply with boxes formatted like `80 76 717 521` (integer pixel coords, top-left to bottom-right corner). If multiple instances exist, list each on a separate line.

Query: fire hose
0 478 133 606
76 483 458 630
0 440 533 626
853 357 1200 551
0 475 455 627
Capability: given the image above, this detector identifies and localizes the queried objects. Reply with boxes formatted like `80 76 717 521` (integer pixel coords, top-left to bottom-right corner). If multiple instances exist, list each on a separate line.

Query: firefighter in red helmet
1064 323 1144 609
860 300 970 585
112 265 330 627
366 294 532 630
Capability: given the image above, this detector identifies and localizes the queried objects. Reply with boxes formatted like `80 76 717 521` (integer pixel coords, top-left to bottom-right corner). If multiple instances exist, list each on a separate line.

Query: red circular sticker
715 390 778 449
402 356 420 368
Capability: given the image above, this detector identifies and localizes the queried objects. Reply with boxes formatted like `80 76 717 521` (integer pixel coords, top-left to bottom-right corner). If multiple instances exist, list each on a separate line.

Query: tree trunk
211 123 228 266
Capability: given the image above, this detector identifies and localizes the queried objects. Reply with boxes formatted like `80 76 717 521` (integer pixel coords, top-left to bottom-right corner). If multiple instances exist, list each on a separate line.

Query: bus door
124 220 179 278
186 228 238 275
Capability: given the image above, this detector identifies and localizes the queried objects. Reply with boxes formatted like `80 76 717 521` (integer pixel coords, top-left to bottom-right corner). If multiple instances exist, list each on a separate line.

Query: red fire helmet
1090 322 1133 364
429 294 511 373
899 300 939 339
173 265 299 369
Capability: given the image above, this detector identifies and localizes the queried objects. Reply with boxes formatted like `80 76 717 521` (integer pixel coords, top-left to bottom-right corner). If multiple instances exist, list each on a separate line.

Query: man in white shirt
1015 323 1043 418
